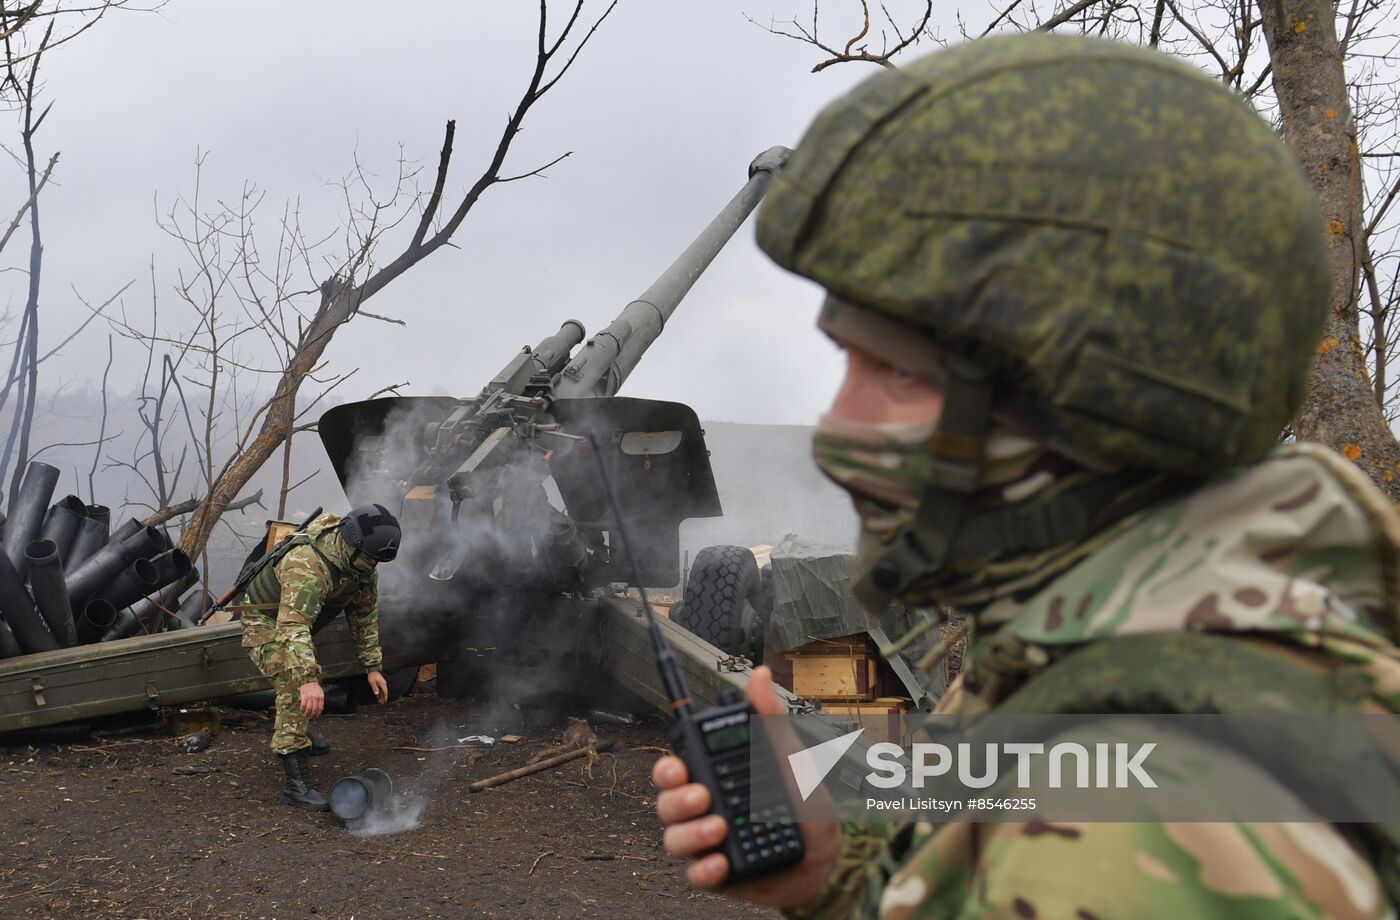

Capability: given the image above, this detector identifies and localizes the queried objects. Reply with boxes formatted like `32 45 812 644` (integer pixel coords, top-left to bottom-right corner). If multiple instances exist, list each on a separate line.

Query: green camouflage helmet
758 33 1329 475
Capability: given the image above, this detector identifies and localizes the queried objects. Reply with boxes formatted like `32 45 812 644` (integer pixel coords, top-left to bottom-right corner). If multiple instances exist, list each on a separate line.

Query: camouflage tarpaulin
768 534 865 653
769 535 942 698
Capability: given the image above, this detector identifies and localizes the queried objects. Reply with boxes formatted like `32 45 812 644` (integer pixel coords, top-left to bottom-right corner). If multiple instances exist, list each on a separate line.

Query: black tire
675 545 766 663
384 665 419 701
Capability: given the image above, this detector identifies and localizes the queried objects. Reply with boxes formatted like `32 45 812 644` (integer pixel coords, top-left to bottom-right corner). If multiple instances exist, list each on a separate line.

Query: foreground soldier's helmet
341 504 401 563
757 34 1329 605
759 33 1327 472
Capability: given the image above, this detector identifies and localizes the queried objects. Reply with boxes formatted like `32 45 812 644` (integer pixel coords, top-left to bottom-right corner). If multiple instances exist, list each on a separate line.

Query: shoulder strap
241 533 319 608
994 631 1373 716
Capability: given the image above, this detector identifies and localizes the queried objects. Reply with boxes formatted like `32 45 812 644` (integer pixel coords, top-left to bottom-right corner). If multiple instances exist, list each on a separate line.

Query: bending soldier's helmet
756 34 1330 612
340 504 401 564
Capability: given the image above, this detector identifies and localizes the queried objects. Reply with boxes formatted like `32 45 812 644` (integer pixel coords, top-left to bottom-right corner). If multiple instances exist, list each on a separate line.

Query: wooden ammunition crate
775 633 886 702
789 655 879 700
821 697 912 744
262 519 298 553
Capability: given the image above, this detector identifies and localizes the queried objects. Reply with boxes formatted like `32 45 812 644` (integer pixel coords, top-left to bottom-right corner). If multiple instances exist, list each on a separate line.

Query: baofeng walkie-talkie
584 435 806 884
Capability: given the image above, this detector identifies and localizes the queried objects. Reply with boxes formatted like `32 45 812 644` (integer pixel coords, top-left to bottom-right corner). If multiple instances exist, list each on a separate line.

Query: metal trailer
0 594 800 733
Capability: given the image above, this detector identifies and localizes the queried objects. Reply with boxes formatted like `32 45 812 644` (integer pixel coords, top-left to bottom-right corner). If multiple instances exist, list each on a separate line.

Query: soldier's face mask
349 552 377 575
811 414 930 543
812 414 1045 543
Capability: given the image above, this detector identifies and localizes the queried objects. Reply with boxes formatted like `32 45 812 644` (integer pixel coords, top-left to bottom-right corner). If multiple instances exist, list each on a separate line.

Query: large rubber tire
675 545 766 664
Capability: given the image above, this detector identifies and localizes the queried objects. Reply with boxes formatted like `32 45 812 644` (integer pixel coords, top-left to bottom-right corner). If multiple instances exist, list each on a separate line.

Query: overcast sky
11 1 964 427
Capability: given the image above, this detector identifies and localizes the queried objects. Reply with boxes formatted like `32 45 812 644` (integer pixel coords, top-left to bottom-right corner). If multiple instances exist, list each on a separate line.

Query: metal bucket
329 768 394 822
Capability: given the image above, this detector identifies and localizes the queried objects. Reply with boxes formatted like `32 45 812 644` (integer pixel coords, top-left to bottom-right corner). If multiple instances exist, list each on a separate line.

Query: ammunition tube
0 549 57 654
96 557 161 613
65 526 165 608
38 496 86 567
27 539 76 647
76 598 117 645
104 567 199 641
0 619 20 658
3 461 59 578
66 505 111 570
109 518 144 545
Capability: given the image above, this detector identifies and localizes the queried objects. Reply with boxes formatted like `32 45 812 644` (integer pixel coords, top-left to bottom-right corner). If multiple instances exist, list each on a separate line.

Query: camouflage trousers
241 619 312 756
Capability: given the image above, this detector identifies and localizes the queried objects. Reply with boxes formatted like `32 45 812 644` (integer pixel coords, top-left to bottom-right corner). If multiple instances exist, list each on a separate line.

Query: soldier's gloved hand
298 681 324 719
367 671 389 704
651 666 842 909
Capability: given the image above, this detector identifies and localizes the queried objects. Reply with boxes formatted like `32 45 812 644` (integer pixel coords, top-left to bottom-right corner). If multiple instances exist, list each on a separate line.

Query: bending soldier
239 504 400 809
655 34 1400 918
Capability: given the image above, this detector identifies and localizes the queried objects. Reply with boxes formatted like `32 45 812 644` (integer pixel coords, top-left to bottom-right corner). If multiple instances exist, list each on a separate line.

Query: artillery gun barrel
529 320 586 380
482 320 587 395
553 146 790 398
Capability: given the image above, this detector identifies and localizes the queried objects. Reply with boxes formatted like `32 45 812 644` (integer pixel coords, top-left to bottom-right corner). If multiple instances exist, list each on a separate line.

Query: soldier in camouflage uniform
240 504 400 809
654 34 1400 918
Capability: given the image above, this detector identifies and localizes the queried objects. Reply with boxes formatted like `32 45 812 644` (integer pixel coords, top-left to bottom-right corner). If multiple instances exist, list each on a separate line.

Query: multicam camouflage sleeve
272 545 330 687
870 817 1390 920
784 813 1390 919
344 567 382 672
782 823 897 920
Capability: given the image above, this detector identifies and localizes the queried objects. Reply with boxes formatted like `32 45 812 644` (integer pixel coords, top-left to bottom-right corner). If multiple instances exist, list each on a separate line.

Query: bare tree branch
88 334 113 502
746 1 932 72
0 149 54 256
142 487 264 528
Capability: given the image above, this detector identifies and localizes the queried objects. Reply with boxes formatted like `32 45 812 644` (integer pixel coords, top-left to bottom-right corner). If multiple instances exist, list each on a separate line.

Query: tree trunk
176 285 355 557
1259 0 1400 500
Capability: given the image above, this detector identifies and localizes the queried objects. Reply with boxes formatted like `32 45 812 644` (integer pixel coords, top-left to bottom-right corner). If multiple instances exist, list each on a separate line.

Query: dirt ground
0 683 778 919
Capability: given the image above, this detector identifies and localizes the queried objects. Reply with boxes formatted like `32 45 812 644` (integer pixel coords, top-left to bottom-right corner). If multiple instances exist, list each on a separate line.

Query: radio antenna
584 434 693 717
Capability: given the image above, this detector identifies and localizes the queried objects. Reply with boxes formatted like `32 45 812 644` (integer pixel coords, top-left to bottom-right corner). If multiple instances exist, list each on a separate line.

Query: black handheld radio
584 435 805 884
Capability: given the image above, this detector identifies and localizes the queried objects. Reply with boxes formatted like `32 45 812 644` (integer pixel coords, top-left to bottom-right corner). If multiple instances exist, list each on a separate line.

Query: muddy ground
0 683 777 919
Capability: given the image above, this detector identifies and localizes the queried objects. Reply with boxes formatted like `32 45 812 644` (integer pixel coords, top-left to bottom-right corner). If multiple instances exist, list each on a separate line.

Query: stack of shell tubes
0 461 203 660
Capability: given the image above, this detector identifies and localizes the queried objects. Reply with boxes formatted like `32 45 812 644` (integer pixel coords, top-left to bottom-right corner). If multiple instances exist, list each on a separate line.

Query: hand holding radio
580 434 838 905
652 666 843 909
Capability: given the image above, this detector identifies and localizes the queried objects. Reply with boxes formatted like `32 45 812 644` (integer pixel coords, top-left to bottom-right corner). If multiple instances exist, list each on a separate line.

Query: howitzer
318 147 791 615
0 148 893 778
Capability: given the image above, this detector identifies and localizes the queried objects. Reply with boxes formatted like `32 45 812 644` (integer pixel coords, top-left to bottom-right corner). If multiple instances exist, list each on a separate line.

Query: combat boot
308 734 330 756
277 750 330 810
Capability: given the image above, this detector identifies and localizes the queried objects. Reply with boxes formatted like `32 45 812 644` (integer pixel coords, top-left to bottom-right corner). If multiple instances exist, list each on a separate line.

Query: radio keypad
711 748 801 873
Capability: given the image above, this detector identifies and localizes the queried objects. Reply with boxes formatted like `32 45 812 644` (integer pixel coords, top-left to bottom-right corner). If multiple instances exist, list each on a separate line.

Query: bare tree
0 0 152 500
106 0 617 559
753 0 1400 498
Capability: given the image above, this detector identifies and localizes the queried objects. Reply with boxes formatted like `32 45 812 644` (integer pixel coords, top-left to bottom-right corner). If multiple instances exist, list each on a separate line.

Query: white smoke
342 717 468 837
348 789 427 838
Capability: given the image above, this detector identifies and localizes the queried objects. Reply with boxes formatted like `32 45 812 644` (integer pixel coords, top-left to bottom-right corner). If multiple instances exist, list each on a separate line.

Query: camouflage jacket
788 444 1400 919
238 513 382 687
